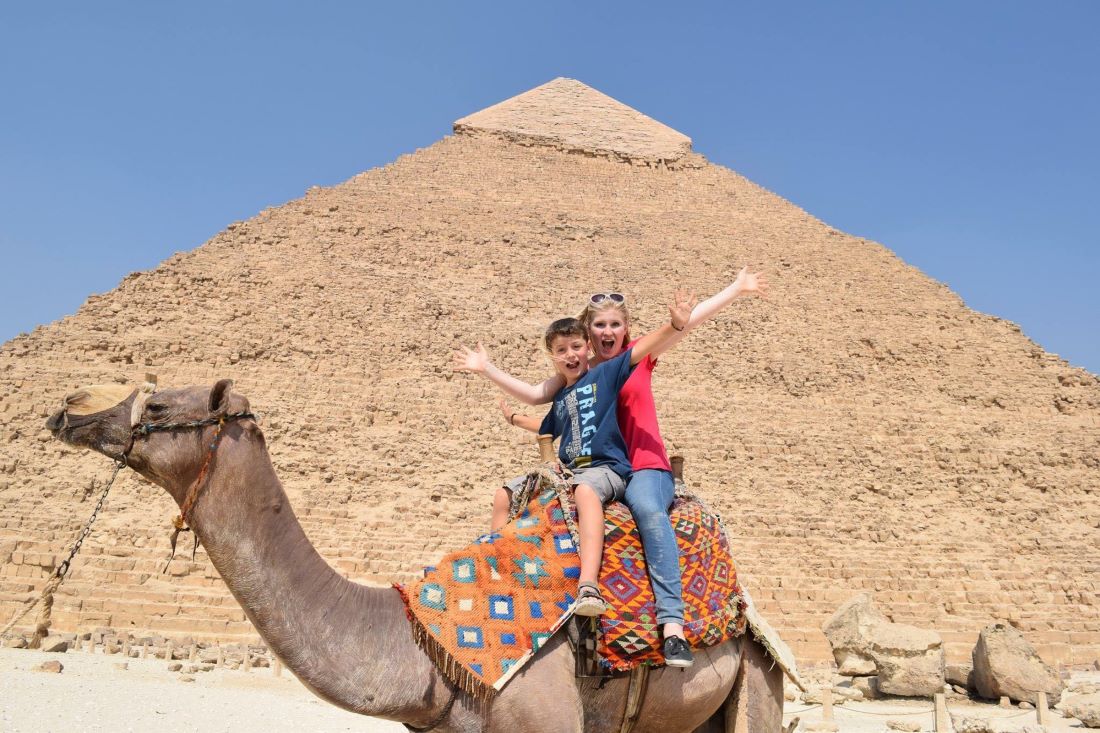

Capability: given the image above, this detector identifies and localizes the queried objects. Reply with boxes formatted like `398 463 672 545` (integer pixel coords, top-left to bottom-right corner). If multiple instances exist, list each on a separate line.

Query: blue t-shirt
539 349 635 478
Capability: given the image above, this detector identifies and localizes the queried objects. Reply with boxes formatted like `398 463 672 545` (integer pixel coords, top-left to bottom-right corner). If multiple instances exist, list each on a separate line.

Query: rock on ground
950 716 1046 733
1061 691 1100 728
947 661 975 689
849 675 883 699
971 623 1064 704
869 620 944 697
821 593 944 697
885 721 921 732
822 593 883 675
39 638 68 653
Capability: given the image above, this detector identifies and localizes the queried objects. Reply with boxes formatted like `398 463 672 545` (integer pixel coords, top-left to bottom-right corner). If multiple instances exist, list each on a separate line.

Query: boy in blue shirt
457 292 695 616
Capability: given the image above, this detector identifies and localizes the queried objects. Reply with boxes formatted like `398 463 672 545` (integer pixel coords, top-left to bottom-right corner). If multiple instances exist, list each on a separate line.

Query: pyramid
454 77 694 166
2 79 1098 667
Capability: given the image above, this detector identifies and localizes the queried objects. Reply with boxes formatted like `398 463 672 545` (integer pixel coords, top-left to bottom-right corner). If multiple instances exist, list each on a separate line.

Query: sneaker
574 585 607 617
662 635 694 668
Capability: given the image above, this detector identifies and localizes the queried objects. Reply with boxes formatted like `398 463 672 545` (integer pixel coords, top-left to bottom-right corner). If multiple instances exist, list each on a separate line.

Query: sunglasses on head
589 292 625 305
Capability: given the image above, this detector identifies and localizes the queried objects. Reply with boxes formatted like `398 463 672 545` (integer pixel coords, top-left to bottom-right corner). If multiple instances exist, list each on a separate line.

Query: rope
782 702 934 718
1 460 123 643
837 705 934 717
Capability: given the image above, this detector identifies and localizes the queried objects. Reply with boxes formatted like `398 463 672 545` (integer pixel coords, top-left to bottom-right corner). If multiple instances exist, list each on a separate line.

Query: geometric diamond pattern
573 494 747 671
400 486 747 693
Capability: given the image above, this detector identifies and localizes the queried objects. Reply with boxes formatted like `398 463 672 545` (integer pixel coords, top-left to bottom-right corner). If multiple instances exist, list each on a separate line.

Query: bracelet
670 321 685 332
508 413 516 425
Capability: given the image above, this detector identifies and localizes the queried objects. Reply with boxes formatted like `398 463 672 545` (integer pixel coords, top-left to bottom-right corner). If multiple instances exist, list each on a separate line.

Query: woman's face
588 308 628 362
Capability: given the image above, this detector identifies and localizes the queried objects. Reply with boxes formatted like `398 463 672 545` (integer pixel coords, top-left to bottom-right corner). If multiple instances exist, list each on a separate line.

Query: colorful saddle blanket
583 495 746 671
398 484 745 695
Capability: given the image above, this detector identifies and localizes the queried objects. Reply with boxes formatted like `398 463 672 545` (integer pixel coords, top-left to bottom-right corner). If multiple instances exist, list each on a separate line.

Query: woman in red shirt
457 266 767 667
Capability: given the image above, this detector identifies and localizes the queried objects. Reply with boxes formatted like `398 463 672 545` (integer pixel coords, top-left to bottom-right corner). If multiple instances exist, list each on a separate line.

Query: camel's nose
46 409 65 432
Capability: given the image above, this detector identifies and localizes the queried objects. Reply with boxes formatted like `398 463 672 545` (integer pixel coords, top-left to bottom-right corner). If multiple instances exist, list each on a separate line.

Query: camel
47 379 786 732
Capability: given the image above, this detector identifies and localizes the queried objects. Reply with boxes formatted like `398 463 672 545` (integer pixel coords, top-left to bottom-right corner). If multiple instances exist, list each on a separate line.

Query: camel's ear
209 379 233 416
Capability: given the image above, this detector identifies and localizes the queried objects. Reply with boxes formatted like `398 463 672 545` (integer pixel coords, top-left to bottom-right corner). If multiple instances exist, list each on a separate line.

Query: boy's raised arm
453 342 564 405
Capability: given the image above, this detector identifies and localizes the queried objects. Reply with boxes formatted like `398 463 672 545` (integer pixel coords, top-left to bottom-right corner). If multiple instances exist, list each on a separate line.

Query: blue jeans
622 469 683 626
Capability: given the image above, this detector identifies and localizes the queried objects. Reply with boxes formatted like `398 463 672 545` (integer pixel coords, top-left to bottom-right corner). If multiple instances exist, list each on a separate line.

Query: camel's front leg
486 634 582 733
726 637 784 733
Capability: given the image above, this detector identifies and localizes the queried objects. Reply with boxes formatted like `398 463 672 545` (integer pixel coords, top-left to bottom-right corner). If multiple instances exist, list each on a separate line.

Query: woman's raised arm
629 267 768 364
686 265 768 329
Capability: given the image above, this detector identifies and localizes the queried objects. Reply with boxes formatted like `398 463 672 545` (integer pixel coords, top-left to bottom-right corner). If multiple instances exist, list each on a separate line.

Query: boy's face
548 333 591 386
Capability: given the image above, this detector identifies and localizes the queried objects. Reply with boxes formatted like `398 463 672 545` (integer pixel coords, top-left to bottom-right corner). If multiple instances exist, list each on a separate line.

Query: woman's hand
498 398 514 424
733 266 769 298
453 342 491 374
669 289 698 331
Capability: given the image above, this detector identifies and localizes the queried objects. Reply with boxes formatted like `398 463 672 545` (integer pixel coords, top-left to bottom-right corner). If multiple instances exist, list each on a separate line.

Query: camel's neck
187 427 441 718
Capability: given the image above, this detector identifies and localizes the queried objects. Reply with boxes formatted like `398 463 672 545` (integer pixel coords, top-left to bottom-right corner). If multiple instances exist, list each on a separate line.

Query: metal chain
0 459 123 638
55 460 124 579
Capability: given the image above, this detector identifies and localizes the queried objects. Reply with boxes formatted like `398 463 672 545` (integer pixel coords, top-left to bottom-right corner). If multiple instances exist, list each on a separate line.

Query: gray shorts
567 466 627 504
503 466 627 505
503 474 528 493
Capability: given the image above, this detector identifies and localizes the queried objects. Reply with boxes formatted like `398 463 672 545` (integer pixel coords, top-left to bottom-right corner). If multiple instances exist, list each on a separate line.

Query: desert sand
3 646 1092 732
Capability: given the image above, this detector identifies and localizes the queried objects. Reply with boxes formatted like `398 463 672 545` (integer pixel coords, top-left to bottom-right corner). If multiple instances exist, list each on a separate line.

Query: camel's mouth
46 387 137 459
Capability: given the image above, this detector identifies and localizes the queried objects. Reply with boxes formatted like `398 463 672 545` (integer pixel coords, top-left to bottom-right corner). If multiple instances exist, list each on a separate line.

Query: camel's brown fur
47 381 784 732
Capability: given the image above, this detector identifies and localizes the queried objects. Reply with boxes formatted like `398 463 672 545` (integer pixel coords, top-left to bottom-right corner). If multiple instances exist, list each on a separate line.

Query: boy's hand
669 289 698 330
453 342 491 374
733 266 769 298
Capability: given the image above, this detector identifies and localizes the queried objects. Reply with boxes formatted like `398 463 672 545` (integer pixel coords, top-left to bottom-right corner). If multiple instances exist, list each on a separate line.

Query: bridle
120 376 256 566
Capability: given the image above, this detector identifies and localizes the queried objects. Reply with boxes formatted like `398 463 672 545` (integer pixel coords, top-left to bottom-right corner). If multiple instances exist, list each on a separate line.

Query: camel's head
46 379 254 497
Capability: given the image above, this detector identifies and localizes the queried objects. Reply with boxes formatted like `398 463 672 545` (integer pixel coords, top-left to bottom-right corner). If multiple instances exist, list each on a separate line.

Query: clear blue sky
2 2 1097 373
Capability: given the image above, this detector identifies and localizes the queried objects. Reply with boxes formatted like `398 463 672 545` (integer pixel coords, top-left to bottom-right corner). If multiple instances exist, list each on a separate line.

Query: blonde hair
576 299 632 352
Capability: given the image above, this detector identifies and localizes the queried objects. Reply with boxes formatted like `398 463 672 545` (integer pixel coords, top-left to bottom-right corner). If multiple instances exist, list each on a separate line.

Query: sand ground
0 647 1091 732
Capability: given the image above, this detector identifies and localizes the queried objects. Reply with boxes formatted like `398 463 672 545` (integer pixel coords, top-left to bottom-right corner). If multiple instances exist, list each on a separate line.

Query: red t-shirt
616 339 672 472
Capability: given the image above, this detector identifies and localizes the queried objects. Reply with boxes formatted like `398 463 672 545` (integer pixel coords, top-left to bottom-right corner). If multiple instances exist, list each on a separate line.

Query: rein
127 410 257 568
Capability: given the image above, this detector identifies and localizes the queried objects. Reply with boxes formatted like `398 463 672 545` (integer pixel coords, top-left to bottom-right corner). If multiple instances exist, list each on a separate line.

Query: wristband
670 321 685 332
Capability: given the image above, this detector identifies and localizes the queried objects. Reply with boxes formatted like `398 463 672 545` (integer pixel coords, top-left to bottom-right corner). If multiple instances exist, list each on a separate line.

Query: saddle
397 474 746 697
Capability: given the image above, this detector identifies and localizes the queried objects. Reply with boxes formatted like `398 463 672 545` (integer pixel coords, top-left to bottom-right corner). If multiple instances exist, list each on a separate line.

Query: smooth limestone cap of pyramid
454 77 692 165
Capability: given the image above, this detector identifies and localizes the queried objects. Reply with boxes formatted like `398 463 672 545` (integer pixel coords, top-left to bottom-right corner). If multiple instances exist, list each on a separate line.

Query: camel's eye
147 403 166 415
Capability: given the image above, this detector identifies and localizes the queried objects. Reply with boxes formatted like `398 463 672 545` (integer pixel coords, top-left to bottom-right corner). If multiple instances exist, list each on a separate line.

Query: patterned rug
397 484 579 696
398 479 746 695
592 496 746 671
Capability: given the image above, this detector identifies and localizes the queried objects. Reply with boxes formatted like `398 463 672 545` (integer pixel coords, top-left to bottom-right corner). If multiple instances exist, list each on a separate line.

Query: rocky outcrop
971 624 1064 704
823 594 945 697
